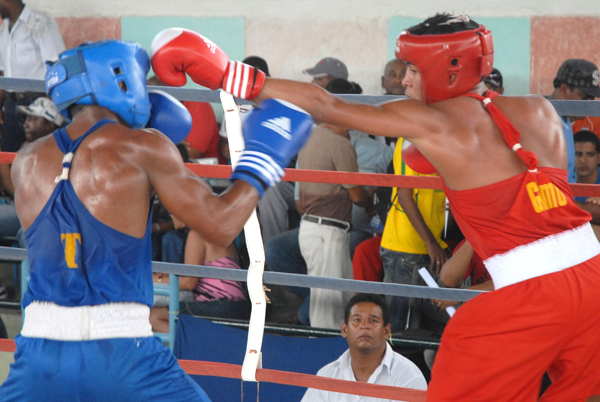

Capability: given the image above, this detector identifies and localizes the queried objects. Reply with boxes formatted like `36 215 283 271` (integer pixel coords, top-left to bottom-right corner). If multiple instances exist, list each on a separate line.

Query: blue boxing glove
147 89 192 144
231 99 314 197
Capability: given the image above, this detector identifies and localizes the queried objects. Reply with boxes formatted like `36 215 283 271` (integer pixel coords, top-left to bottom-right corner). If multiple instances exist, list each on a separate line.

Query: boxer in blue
0 40 313 401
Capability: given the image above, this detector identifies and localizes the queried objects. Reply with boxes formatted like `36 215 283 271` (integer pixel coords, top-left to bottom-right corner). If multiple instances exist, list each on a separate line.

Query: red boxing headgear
395 25 494 104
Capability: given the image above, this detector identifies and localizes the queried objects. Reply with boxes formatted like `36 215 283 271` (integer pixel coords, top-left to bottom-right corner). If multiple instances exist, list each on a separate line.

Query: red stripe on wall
56 17 121 50
531 16 600 95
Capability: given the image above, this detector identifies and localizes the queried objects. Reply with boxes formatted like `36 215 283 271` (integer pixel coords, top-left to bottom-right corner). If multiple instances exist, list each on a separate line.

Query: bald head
382 60 407 95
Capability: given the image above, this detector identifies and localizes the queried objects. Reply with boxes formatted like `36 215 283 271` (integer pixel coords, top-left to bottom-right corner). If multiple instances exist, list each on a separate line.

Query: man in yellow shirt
380 138 449 332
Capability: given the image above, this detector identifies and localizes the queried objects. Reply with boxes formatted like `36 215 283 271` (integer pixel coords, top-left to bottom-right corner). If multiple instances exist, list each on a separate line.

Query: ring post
168 274 179 350
21 259 30 326
220 91 267 382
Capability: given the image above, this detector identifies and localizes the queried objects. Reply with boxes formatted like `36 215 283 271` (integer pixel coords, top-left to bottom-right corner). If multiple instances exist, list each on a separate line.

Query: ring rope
0 338 424 401
0 246 482 301
1 152 598 196
1 76 600 116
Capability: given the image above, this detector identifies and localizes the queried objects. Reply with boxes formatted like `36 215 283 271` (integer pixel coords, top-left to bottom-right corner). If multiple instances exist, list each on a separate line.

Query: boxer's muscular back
13 106 259 247
13 117 159 239
403 94 566 191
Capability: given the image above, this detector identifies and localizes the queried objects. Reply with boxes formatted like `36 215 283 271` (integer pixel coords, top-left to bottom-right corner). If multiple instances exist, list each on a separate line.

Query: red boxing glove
222 60 267 100
150 28 265 100
401 140 436 174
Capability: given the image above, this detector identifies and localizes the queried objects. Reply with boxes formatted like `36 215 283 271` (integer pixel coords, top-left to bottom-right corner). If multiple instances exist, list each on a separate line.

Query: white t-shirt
301 343 427 402
0 5 65 79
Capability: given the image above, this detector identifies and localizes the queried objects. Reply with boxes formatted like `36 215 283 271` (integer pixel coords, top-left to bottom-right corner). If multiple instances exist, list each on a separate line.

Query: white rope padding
220 90 267 382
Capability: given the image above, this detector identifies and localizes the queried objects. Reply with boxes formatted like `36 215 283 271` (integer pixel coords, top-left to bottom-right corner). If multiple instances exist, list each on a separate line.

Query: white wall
25 0 600 18
25 0 600 95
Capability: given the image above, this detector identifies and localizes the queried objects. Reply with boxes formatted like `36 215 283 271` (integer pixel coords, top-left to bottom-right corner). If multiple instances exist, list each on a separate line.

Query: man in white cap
303 57 349 88
0 97 64 251
17 97 65 143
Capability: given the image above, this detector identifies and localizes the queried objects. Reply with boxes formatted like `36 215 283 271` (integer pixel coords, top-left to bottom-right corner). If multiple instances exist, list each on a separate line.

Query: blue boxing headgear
45 40 151 129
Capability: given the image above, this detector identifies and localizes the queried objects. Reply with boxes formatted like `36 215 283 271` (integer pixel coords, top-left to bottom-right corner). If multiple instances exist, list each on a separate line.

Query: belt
302 215 352 231
21 301 153 341
5 91 45 102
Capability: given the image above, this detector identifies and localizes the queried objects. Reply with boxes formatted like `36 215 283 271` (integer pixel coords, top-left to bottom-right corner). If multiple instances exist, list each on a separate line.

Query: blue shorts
0 335 211 402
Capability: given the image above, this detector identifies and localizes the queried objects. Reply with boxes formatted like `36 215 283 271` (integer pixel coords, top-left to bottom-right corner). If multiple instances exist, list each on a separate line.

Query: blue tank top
21 119 154 308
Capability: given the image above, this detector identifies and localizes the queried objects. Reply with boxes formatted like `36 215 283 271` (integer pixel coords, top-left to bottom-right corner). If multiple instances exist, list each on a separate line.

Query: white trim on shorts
484 223 600 289
21 301 153 341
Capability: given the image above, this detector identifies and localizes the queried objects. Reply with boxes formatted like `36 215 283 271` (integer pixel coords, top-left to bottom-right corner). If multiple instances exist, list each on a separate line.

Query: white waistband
21 302 153 341
484 223 600 289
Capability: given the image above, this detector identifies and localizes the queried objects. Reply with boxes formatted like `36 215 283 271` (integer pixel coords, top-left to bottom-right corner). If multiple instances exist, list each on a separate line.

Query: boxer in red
151 13 600 401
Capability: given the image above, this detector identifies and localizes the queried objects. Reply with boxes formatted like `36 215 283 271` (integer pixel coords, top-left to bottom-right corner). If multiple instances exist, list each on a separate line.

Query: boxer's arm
150 29 447 142
347 185 373 209
439 241 475 288
142 131 259 247
257 78 449 142
574 200 600 225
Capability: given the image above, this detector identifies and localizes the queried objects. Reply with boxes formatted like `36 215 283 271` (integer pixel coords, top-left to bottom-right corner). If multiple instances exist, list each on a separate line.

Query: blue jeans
380 248 430 332
265 228 308 297
161 230 188 263
0 202 21 238
380 247 449 333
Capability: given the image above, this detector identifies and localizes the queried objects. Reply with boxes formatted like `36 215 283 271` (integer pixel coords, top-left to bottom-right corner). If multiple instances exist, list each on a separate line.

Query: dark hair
407 13 480 36
574 130 600 154
325 78 363 95
344 293 390 326
243 56 270 77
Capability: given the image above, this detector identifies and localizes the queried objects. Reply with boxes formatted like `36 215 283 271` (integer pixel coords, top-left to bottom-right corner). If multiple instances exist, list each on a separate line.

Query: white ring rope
220 91 267 382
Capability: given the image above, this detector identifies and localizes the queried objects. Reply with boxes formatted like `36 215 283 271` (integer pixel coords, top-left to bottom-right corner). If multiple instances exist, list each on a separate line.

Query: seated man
574 131 600 240
301 293 427 401
574 130 600 199
296 78 373 329
0 97 64 249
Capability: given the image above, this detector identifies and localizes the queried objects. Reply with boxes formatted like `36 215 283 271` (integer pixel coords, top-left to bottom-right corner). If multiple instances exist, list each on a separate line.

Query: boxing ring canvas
174 315 348 402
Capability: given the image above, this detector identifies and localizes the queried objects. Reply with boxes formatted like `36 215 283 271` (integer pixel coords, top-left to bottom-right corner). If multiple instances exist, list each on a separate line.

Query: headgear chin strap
395 25 494 104
46 40 151 129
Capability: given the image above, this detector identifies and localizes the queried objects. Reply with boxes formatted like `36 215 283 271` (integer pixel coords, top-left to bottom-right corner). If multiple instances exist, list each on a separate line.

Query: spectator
0 0 65 153
381 59 407 95
548 62 600 224
573 131 600 243
348 133 393 258
150 143 196 264
297 78 372 329
574 130 600 195
352 161 395 283
378 61 405 147
433 240 494 312
303 57 349 88
547 59 600 184
0 97 63 253
484 67 504 94
301 293 427 401
380 138 449 333
147 75 221 162
572 117 600 139
150 230 250 333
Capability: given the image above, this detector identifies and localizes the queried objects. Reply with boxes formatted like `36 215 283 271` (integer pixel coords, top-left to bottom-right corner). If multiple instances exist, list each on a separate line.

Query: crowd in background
1 1 600 396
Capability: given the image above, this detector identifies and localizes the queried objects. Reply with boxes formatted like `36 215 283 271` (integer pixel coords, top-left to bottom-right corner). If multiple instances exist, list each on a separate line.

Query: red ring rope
0 338 425 401
1 151 597 196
